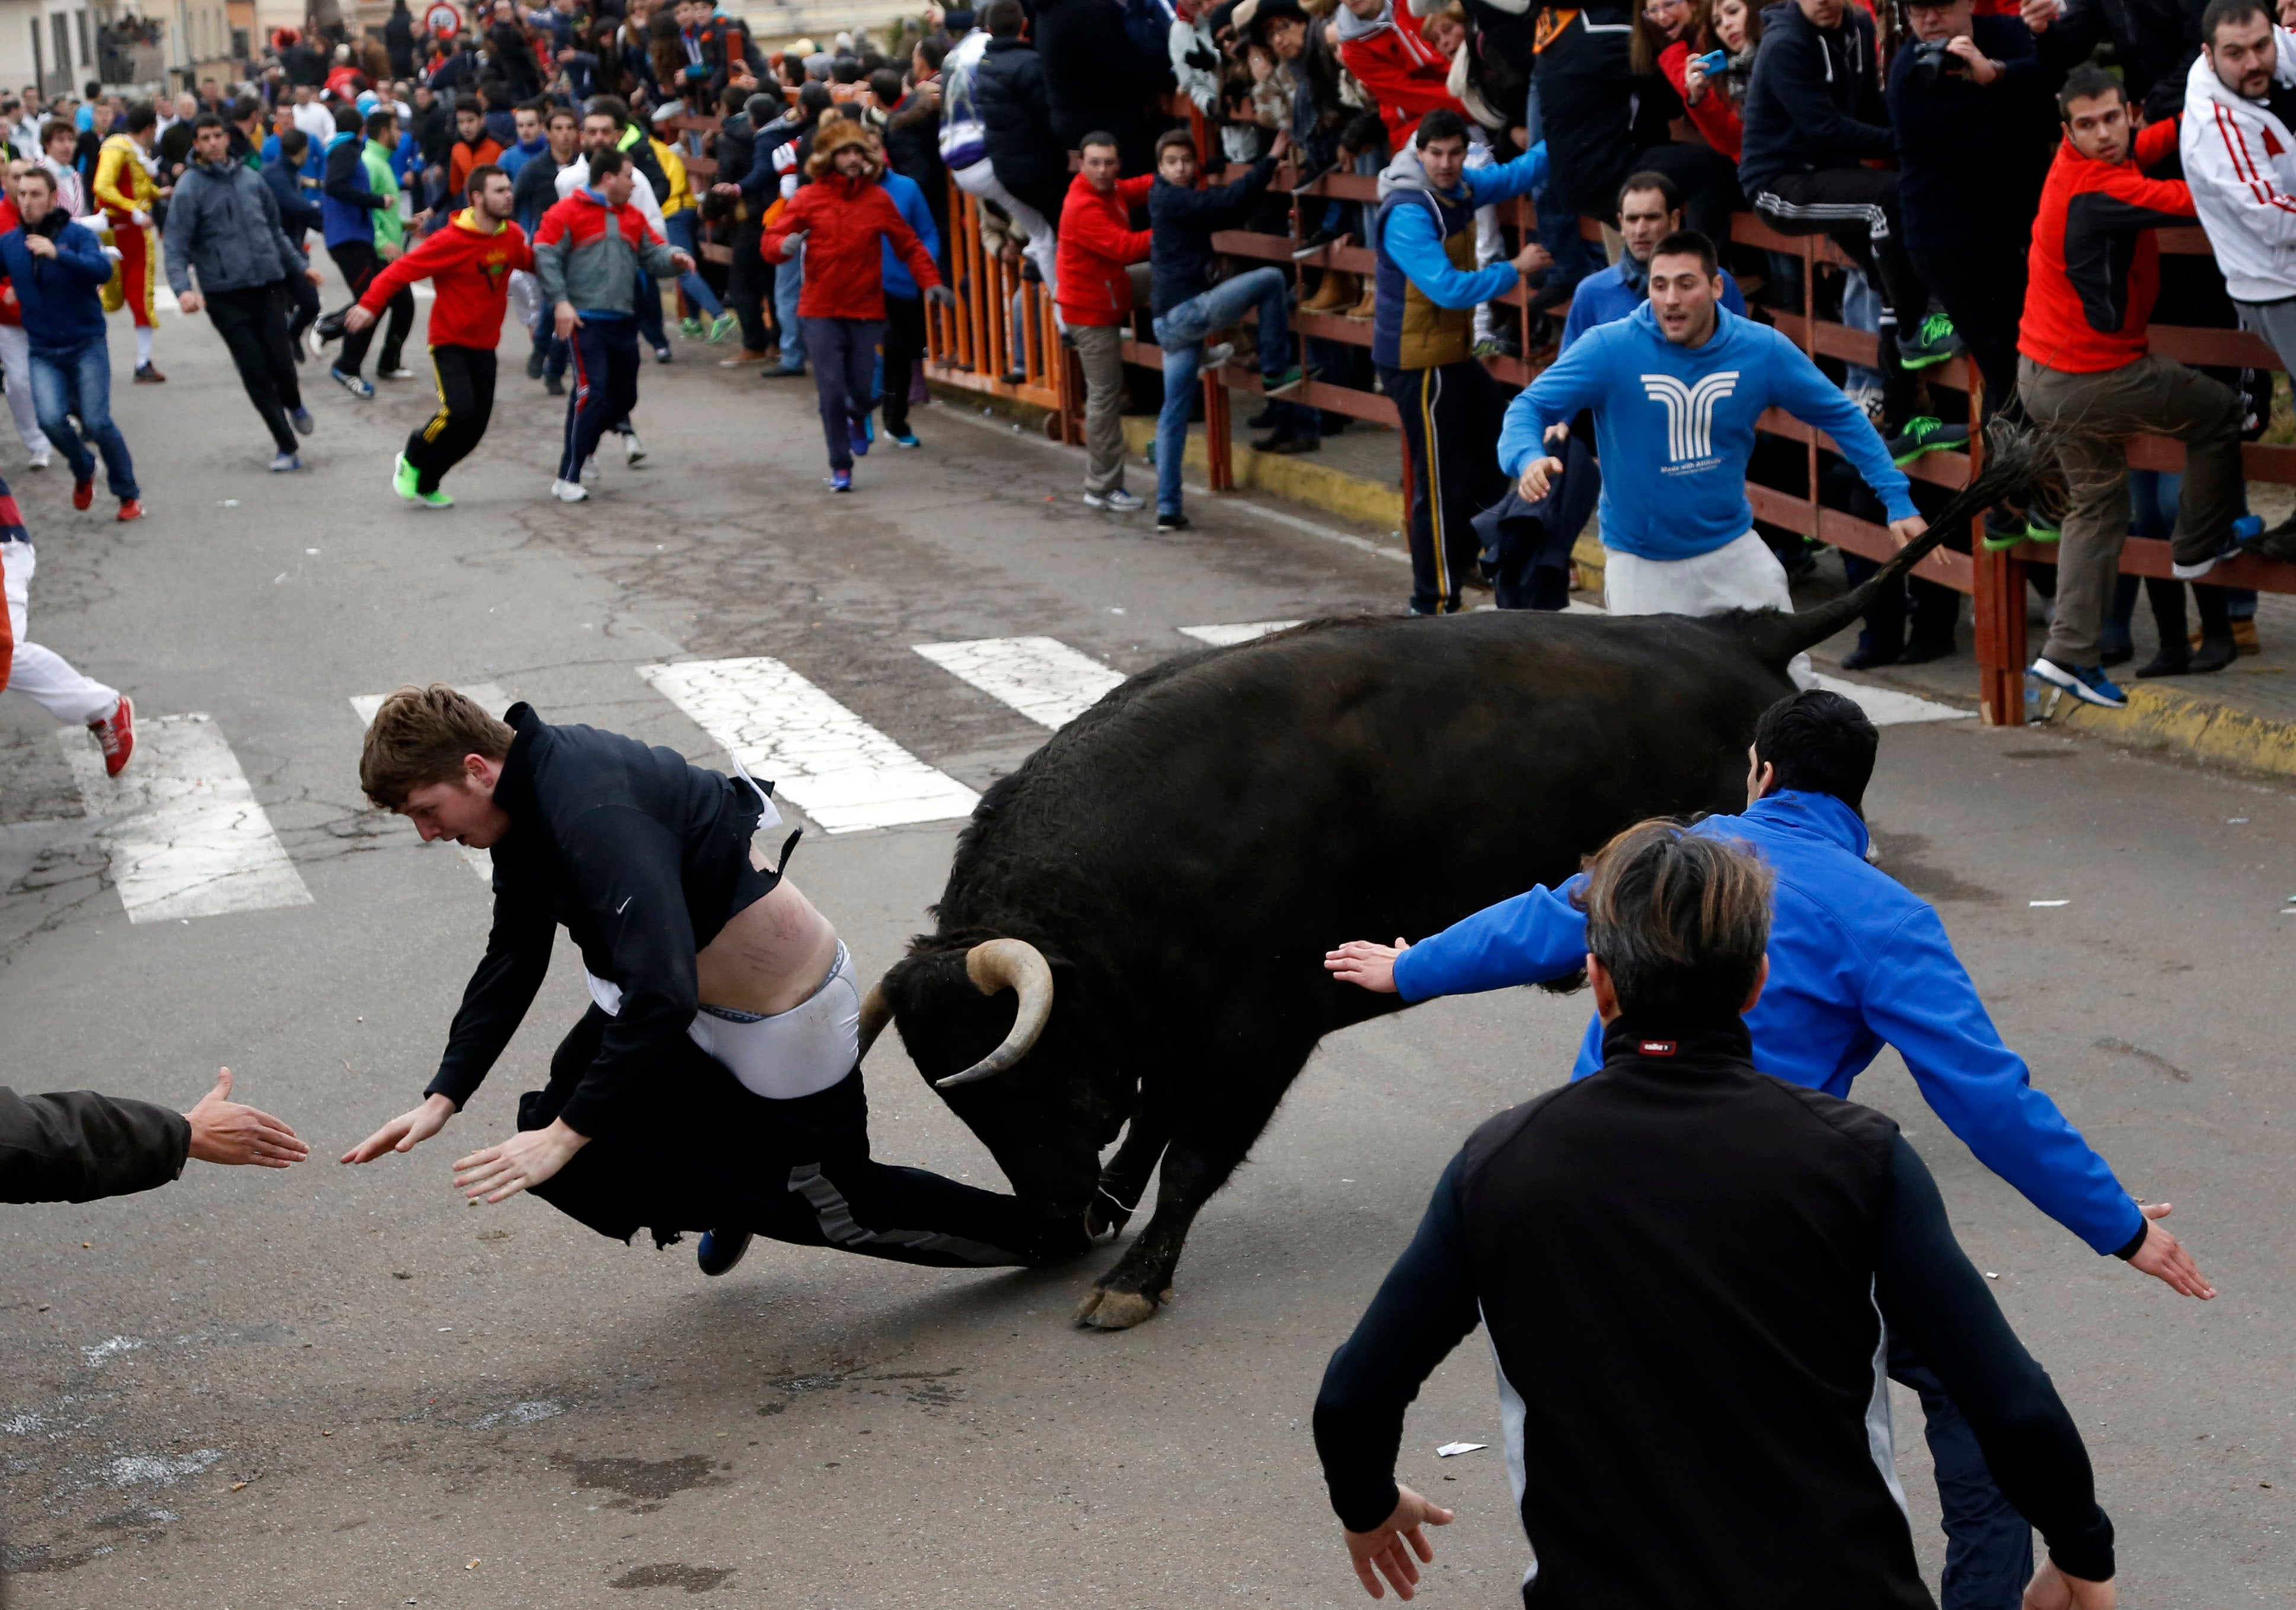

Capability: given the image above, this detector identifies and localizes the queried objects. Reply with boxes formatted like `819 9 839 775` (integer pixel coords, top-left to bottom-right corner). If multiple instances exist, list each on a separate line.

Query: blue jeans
775 239 806 372
1888 1336 2033 1609
664 212 724 318
1151 267 1292 518
31 338 135 499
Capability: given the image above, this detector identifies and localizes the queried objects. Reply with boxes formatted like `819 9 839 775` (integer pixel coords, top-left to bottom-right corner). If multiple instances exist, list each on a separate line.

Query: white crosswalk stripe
1177 621 1300 646
62 714 314 924
912 637 1125 730
1810 673 1969 727
640 657 978 833
350 685 510 880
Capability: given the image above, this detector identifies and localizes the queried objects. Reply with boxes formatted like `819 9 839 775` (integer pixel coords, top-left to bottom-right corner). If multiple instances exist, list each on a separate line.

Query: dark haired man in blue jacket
1740 0 1963 379
0 167 138 518
1330 687 2211 1609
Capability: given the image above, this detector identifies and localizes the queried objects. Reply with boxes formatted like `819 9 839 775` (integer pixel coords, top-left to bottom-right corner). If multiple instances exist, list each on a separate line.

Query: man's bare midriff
694 856 841 1017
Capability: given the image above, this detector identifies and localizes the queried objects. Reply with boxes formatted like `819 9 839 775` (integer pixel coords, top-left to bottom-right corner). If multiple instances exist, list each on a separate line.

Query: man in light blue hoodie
1329 685 2215 1610
1500 226 1920 687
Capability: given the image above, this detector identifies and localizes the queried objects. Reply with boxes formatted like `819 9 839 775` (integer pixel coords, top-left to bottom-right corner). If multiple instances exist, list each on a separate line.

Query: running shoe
2170 521 2256 582
133 363 165 384
2029 656 2127 709
290 406 314 436
829 468 852 492
89 694 133 777
270 452 301 472
1266 365 1313 397
26 448 47 470
550 477 588 502
891 432 921 449
1886 416 1968 467
331 367 374 400
378 367 415 381
1155 511 1190 532
580 456 599 482
115 498 142 523
414 485 452 509
307 322 331 360
1896 311 1964 371
848 420 870 458
544 372 564 395
1084 487 1145 512
393 452 420 501
707 311 738 343
679 316 704 338
624 430 646 465
525 347 546 379
71 477 91 511
653 345 673 364
1201 342 1236 370
695 1228 752 1276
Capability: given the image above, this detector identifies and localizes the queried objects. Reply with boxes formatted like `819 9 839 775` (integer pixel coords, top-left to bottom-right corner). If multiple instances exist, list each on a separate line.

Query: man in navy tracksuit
1738 0 1961 379
1328 688 2214 1610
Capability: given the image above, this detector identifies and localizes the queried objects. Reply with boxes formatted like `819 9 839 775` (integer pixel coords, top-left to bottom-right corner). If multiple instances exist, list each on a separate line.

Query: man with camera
1887 0 2051 423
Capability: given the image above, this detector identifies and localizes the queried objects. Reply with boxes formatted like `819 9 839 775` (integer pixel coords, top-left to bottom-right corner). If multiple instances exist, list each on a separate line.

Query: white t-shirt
291 100 337 148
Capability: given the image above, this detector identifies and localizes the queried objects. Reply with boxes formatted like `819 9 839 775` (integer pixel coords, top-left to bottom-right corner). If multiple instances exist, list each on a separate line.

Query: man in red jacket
347 164 534 508
1055 132 1154 512
2017 66 2246 711
762 117 949 492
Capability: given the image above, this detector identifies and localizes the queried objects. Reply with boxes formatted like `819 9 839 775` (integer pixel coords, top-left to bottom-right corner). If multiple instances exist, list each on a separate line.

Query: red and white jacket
2182 28 2296 303
1332 0 1465 151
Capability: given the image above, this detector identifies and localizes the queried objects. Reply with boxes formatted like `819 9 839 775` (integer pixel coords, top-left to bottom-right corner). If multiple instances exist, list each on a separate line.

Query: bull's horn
934 938 1053 1090
857 980 893 1062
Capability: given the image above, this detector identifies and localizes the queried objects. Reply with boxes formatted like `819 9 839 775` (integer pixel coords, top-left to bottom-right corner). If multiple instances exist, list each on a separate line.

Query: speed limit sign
425 0 461 37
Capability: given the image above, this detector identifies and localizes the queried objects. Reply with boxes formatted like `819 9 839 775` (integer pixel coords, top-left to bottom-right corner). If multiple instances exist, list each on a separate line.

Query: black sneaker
1841 635 1903 670
1253 432 1318 455
1887 415 1968 467
544 371 564 395
1155 511 1189 532
1290 225 1348 261
1897 310 1965 371
525 347 546 379
696 1228 753 1276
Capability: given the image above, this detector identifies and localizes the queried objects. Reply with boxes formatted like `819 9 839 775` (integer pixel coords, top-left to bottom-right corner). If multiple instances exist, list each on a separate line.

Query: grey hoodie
162 158 308 296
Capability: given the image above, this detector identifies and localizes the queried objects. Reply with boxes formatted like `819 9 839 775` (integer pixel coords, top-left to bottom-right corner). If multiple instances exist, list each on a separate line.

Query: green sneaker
1886 416 1968 467
679 317 704 338
1897 309 1965 370
414 485 454 509
1266 365 1312 396
708 311 738 343
391 452 419 501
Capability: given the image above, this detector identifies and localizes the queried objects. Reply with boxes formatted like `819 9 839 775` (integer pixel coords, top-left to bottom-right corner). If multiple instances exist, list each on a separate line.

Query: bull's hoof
1073 1285 1161 1330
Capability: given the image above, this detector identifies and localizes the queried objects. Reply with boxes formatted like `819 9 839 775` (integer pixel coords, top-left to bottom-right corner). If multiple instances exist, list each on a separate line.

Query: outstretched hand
184 1068 309 1168
453 1119 587 1205
1325 938 1409 993
2126 1202 2216 1299
1343 1485 1454 1600
341 1092 455 1164
343 302 375 333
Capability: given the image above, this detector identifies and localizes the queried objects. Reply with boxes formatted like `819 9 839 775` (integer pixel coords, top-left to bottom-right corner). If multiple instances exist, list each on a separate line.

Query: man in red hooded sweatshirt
347 163 534 508
761 116 949 493
1054 132 1152 513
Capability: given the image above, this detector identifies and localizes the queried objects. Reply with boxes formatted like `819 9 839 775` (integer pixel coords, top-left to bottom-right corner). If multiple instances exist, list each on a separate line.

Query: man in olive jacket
0 1069 307 1202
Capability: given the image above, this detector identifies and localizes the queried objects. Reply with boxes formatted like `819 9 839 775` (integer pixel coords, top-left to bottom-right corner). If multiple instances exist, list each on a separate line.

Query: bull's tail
1741 421 2047 671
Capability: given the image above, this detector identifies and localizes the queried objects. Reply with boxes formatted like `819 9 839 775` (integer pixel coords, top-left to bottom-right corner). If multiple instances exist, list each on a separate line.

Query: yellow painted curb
2046 677 2296 780
1118 417 1403 531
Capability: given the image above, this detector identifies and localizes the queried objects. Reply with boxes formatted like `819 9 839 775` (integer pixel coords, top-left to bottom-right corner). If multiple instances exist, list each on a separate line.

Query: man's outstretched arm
1327 877 1589 1001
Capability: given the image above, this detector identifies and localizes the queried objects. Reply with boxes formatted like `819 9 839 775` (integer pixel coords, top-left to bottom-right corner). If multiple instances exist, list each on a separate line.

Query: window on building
74 9 88 69
51 14 71 80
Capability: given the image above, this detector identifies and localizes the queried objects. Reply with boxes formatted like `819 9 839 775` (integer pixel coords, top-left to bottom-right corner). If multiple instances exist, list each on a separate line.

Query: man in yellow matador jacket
91 101 163 382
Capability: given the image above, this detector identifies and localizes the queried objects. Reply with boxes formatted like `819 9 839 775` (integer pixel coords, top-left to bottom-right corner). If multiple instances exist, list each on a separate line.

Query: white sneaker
1084 487 1145 513
379 367 416 381
550 478 589 502
580 455 599 482
26 448 48 469
624 430 646 465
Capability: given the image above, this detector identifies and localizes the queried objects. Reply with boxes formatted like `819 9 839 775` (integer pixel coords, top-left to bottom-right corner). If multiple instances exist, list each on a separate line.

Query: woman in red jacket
1630 0 1744 241
761 117 949 491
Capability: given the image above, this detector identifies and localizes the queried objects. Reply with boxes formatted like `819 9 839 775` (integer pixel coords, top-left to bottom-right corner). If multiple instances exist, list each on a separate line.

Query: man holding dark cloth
1313 815 2122 1610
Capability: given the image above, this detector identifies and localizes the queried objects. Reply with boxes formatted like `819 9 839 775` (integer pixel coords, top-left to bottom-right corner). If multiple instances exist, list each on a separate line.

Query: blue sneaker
848 420 870 458
2172 522 2253 582
290 406 314 436
330 367 373 400
2029 656 2128 709
892 432 921 449
829 468 852 492
696 1228 752 1276
269 452 301 472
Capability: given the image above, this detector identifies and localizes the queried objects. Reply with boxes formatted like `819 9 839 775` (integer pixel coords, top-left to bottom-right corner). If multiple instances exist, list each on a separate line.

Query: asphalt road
0 292 2291 1609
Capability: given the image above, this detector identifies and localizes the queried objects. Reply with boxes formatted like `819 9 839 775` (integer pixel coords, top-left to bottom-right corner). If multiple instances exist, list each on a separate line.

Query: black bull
871 448 2028 1330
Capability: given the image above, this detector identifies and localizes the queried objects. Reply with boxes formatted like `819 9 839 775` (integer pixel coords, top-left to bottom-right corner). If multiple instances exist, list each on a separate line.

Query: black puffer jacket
0 1088 189 1204
975 35 1068 222
1036 0 1175 175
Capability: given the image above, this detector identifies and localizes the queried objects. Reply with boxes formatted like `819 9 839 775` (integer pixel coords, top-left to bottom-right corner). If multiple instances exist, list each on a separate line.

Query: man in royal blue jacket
1328 686 2213 1610
1502 226 1919 689
0 166 138 519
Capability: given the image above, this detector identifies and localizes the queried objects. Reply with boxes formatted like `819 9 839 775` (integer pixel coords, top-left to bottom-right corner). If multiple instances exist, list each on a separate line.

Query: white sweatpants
1464 145 1502 346
4 541 119 724
1604 529 1818 690
0 324 50 457
951 158 1059 305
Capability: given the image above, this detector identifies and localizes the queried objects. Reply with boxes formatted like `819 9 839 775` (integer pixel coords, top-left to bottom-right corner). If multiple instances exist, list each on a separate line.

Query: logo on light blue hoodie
1640 370 1741 469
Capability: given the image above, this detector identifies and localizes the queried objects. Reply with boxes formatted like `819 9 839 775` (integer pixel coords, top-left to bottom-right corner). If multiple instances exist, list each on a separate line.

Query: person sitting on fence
1502 228 1920 688
1145 124 1311 534
2181 0 2296 566
971 0 1066 299
1373 108 1553 616
1055 130 1155 515
2019 66 2247 710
